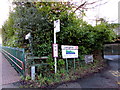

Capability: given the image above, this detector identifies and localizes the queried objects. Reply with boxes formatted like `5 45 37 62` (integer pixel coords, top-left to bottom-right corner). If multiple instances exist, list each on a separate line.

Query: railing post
22 48 25 76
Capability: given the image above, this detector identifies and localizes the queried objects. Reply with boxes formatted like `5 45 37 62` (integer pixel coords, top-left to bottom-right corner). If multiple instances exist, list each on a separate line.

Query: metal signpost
54 19 60 73
25 33 35 80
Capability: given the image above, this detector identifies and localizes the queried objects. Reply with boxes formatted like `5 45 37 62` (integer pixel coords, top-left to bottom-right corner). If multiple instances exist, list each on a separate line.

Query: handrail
2 51 23 70
2 49 24 70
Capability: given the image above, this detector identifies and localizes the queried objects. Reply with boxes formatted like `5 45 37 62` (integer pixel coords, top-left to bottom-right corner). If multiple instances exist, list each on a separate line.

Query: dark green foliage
2 2 116 57
2 2 117 87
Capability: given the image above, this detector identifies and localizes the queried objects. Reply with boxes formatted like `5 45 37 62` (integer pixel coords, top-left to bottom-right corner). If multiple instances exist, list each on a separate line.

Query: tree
2 1 116 59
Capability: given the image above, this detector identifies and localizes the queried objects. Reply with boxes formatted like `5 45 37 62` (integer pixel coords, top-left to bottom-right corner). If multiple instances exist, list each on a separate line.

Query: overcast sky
0 0 119 28
0 0 9 28
83 0 119 25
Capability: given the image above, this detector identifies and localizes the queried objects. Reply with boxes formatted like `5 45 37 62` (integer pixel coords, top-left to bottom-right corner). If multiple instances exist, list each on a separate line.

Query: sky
0 0 9 28
0 0 119 44
83 0 119 25
0 0 119 26
0 0 9 44
0 0 119 27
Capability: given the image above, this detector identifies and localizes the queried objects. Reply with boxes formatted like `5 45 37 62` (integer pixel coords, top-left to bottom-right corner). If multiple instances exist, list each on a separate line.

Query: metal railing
1 46 25 76
104 44 120 55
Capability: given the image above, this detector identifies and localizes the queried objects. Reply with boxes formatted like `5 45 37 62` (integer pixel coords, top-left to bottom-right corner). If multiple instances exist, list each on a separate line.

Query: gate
1 46 25 76
104 43 120 55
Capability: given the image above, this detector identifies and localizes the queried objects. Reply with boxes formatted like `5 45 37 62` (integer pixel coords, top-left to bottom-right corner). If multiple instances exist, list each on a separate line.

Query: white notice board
61 45 78 58
54 19 60 33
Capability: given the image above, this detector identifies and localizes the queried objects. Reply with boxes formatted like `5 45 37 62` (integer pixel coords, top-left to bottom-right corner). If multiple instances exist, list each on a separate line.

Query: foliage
25 75 31 81
2 12 17 46
2 2 117 88
20 59 106 88
2 3 116 78
2 2 116 79
93 23 116 50
2 2 116 56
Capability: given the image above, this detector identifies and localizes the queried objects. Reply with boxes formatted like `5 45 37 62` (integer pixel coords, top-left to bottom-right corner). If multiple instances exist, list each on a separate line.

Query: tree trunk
93 50 103 60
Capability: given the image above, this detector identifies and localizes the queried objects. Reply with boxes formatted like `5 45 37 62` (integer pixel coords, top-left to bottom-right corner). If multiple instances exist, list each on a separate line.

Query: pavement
0 50 20 89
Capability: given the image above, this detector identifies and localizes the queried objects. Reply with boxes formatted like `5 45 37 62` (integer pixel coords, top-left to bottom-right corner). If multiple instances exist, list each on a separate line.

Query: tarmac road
56 55 120 88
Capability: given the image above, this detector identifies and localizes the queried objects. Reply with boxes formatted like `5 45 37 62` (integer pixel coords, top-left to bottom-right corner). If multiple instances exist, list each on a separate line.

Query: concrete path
0 51 20 89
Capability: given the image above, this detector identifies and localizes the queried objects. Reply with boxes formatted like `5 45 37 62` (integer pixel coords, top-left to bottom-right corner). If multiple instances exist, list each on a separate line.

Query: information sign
54 19 60 33
84 55 93 63
61 45 78 58
53 44 58 57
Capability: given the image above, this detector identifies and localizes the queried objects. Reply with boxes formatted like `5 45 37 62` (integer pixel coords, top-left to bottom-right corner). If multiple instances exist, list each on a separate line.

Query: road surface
56 55 120 88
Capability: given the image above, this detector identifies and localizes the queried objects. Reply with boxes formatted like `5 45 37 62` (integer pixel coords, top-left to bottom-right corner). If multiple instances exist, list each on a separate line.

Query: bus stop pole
54 30 57 73
54 19 60 73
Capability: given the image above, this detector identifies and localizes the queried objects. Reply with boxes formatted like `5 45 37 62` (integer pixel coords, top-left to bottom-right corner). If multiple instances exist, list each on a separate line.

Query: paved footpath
0 51 20 89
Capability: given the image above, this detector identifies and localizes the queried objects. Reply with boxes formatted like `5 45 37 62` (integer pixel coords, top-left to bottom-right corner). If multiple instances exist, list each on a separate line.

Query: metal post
112 45 113 54
54 19 60 73
22 48 25 76
66 58 68 72
31 65 35 80
28 38 34 65
54 30 57 73
74 58 76 70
